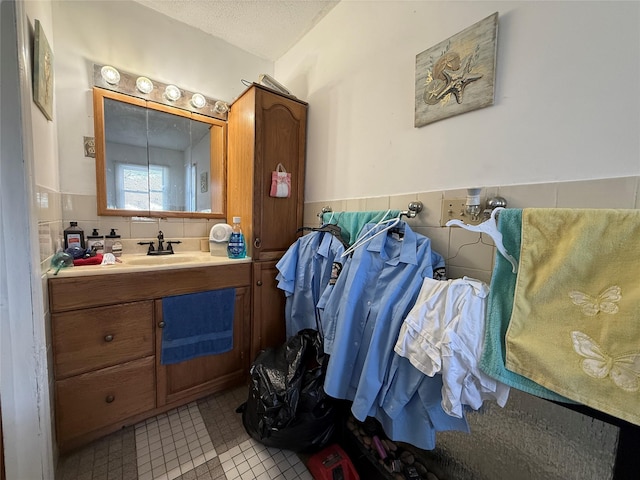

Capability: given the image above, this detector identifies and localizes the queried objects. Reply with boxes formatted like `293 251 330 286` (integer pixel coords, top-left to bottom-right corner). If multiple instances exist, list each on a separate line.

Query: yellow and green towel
505 208 640 426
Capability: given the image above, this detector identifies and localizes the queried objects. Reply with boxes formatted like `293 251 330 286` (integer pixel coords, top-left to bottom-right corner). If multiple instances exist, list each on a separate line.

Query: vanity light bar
92 64 229 121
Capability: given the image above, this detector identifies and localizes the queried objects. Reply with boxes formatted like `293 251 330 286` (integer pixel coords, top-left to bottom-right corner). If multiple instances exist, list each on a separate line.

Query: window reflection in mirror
94 87 226 219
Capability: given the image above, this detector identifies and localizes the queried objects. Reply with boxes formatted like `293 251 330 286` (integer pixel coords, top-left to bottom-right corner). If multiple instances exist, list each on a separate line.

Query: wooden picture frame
200 171 208 193
415 12 498 127
33 19 54 121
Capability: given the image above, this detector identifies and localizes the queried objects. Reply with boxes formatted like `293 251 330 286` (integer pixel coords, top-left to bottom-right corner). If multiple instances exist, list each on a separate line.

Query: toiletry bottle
86 228 104 254
105 228 122 256
64 221 85 250
227 217 246 259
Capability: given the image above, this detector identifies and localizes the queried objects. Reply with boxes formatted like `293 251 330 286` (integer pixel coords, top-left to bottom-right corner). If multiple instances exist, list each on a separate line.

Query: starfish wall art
415 12 498 127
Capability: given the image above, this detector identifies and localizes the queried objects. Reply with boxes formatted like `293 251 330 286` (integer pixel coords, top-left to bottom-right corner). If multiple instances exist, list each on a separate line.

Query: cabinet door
252 89 307 261
251 260 286 361
156 287 251 407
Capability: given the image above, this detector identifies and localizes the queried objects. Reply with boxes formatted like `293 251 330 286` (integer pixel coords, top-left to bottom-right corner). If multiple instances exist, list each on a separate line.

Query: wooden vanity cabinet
49 263 251 453
228 84 307 360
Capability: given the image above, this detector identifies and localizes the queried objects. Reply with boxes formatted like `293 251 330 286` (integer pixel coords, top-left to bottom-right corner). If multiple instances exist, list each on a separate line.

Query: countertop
47 251 252 279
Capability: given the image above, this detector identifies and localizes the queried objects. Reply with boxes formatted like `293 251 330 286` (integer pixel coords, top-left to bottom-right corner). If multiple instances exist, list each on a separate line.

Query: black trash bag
238 328 336 452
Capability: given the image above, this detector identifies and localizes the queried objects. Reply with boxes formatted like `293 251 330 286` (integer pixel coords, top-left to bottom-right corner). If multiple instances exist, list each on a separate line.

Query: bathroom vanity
48 258 251 453
50 82 309 453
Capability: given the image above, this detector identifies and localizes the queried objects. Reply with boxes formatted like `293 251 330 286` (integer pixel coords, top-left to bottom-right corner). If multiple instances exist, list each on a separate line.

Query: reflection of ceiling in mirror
105 100 211 151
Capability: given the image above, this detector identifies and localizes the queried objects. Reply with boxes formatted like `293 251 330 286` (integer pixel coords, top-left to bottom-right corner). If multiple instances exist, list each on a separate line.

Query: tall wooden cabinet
227 84 308 360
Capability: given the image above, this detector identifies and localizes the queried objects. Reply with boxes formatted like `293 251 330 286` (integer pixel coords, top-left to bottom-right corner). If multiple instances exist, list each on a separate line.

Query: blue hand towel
478 209 573 403
322 210 401 244
161 288 236 365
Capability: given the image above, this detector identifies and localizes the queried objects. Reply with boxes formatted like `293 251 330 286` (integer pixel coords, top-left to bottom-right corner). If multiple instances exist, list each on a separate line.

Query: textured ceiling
133 0 339 61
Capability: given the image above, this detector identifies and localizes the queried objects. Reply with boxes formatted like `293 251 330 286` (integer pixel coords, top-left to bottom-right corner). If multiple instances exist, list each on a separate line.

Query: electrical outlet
440 197 483 227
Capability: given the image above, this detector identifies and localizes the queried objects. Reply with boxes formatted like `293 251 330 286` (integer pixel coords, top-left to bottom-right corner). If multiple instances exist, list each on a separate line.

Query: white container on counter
209 223 233 257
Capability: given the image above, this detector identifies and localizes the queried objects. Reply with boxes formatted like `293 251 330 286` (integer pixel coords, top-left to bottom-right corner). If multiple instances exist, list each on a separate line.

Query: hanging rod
317 201 423 220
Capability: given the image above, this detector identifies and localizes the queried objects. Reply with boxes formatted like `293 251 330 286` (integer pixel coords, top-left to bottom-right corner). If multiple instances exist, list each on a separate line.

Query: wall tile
447 227 495 271
307 176 640 282
447 266 492 284
389 193 418 211
38 222 53 263
498 183 558 208
304 201 330 226
364 196 390 211
158 218 184 239
52 220 64 252
390 193 420 228
345 198 367 211
99 218 132 239
415 191 443 227
62 193 98 223
556 177 637 208
183 219 208 238
206 218 226 231
414 226 450 261
129 218 160 239
315 200 347 225
37 187 61 222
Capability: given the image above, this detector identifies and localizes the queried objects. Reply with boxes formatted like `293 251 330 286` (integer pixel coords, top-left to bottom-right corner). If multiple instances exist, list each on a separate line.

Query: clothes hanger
445 207 518 273
297 213 350 249
341 210 401 258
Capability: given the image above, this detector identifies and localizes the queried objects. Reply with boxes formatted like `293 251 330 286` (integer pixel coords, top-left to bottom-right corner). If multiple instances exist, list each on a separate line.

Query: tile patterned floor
56 385 314 480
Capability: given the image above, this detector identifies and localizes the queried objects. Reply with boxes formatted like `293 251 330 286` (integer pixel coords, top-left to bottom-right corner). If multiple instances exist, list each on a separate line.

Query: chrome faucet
137 231 182 255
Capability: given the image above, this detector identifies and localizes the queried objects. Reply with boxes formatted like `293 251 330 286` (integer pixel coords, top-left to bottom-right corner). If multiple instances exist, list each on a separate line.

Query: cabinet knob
254 238 261 249
158 321 165 328
105 395 115 403
256 280 263 286
104 334 114 342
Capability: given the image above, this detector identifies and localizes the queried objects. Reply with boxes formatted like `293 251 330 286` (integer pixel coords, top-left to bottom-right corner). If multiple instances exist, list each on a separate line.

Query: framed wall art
200 171 208 193
33 19 54 121
415 12 498 127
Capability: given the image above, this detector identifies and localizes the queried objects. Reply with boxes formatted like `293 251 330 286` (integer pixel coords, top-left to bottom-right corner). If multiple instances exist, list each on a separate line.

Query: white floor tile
68 386 310 480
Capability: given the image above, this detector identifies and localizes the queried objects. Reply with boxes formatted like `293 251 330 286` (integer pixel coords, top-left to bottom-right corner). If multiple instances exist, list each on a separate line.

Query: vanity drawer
53 301 154 379
55 356 155 446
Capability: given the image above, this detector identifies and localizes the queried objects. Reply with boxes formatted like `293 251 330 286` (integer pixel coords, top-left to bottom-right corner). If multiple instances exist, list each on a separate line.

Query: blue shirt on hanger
318 221 466 447
276 231 346 337
319 222 468 449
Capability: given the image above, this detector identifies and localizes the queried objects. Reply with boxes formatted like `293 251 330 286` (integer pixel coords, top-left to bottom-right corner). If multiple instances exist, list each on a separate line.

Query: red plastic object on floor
307 444 360 480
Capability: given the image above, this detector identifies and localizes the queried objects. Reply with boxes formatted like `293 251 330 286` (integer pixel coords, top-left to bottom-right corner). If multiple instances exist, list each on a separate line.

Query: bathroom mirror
93 87 226 218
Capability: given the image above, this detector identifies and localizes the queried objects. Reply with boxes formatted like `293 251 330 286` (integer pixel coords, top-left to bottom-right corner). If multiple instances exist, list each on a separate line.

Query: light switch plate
440 197 483 227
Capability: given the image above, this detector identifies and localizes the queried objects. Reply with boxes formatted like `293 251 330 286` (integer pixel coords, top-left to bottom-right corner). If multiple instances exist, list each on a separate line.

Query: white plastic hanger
445 207 518 273
341 210 400 257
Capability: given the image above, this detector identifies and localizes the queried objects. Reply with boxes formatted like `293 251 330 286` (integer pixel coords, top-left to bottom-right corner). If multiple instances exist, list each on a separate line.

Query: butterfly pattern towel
505 208 640 426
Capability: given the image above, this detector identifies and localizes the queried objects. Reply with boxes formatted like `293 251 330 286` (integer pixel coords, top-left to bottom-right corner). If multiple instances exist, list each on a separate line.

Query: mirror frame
93 87 227 219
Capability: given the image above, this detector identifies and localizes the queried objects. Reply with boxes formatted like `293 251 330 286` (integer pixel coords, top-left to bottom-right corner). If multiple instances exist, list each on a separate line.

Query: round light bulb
190 93 206 109
164 85 181 101
100 66 120 85
213 101 228 114
136 76 154 94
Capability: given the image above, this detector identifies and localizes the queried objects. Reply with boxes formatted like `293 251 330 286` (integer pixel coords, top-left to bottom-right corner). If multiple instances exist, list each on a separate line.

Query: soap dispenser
105 228 122 257
86 228 104 254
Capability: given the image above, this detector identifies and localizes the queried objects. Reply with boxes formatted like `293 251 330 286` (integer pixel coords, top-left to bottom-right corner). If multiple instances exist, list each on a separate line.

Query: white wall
27 0 60 192
1 1 56 478
52 0 272 196
275 0 640 203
